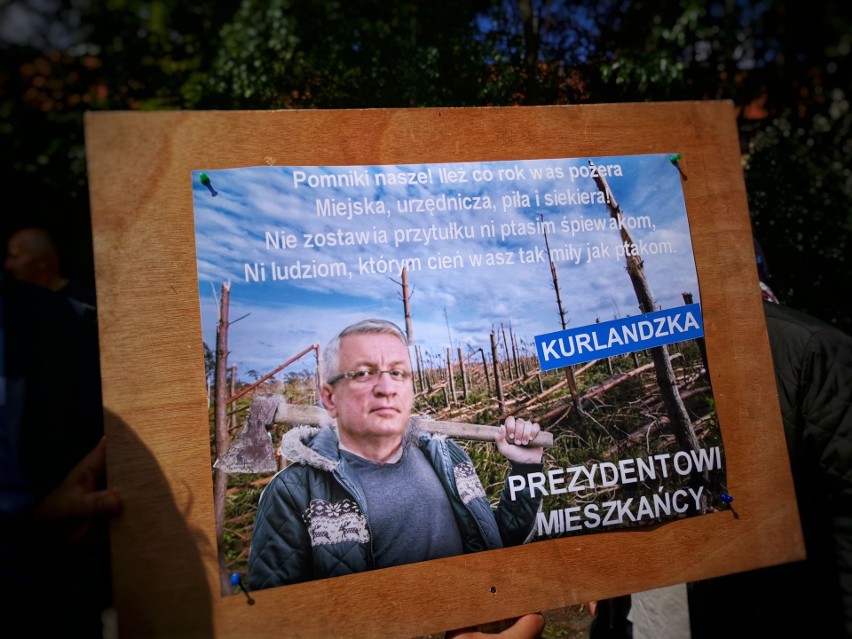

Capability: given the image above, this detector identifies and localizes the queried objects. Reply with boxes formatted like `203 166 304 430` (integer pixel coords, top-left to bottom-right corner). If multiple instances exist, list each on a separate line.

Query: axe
214 394 553 474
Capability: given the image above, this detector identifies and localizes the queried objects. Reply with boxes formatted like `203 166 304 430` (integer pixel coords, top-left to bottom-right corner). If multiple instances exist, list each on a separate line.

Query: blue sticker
535 303 704 370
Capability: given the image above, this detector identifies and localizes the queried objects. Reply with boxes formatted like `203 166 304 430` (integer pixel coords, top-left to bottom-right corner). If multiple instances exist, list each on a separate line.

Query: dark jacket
591 302 852 638
689 301 852 638
1 276 109 638
248 424 542 590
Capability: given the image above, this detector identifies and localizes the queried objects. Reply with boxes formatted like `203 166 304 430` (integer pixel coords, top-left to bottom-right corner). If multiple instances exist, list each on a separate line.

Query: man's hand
445 613 546 638
495 416 544 464
33 436 122 543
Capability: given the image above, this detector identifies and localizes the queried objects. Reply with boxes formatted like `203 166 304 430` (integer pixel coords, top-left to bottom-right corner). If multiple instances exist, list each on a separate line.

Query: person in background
4 226 96 316
688 256 852 637
588 239 852 638
1 264 119 638
248 318 544 590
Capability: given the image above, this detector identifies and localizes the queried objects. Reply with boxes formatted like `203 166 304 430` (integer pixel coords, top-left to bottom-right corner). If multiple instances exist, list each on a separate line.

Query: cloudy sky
191 153 701 377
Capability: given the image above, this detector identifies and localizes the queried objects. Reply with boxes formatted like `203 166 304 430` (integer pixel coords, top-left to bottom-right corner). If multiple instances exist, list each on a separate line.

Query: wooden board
84 102 804 638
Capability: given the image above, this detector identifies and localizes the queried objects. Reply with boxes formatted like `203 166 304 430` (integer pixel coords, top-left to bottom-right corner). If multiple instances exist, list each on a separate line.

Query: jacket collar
279 420 435 472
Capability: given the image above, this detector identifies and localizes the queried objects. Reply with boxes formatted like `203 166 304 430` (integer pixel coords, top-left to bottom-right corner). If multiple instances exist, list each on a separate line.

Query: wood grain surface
84 102 803 639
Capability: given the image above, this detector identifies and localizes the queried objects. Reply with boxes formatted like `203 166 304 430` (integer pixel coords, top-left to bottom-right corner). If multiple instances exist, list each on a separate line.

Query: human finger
512 418 540 446
76 488 122 518
499 613 545 638
445 613 545 639
503 415 517 444
521 419 539 445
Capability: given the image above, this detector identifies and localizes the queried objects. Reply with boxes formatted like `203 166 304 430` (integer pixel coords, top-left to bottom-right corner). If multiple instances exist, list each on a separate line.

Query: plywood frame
84 102 804 638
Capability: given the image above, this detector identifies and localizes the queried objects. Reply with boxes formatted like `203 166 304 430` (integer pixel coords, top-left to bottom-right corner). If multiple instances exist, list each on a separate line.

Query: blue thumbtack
720 493 738 519
199 172 218 197
230 572 255 605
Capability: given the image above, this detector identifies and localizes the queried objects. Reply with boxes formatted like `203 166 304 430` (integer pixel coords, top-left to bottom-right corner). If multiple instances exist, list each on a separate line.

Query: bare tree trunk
500 323 511 381
542 216 582 410
415 345 424 393
683 291 710 381
314 344 321 397
591 166 701 461
509 324 521 378
401 266 413 344
479 348 492 395
446 347 456 407
229 365 237 433
229 344 318 403
515 333 527 377
491 331 505 412
213 282 231 595
458 346 468 400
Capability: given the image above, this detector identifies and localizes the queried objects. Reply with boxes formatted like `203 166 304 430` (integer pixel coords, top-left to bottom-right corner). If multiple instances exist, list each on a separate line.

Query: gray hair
321 319 409 382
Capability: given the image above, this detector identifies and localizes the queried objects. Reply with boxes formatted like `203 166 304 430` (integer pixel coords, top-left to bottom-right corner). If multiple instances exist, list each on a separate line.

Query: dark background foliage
1 0 850 331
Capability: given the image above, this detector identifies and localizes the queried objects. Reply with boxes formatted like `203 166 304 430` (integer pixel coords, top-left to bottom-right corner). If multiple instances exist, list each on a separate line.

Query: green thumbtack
669 153 682 164
199 172 218 196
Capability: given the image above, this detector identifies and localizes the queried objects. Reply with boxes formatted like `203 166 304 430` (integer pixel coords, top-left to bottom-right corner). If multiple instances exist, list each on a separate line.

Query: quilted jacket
762 301 852 636
248 423 542 590
687 301 852 637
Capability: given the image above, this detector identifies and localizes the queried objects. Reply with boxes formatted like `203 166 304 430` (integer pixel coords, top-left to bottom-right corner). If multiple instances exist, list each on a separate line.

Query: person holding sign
248 318 544 589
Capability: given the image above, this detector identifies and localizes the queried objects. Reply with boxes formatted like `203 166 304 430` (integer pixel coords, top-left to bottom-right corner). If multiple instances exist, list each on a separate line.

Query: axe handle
419 418 554 447
273 403 554 448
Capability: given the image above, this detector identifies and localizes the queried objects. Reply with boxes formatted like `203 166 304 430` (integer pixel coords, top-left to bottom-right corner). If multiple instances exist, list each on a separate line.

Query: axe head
213 394 281 474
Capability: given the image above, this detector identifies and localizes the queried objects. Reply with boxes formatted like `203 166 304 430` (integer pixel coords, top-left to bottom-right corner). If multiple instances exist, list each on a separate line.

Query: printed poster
191 154 728 594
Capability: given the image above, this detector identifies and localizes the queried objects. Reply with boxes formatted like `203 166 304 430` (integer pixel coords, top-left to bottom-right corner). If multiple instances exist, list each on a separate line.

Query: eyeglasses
327 369 412 385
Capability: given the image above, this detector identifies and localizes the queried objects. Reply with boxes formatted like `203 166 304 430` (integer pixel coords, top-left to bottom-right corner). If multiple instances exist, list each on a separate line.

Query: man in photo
248 318 544 589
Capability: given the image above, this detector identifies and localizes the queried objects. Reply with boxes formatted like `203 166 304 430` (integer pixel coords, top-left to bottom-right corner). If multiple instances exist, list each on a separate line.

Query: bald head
5 227 68 291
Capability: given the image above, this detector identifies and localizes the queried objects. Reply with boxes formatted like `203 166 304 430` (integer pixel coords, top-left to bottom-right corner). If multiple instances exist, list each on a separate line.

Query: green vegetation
3 2 849 332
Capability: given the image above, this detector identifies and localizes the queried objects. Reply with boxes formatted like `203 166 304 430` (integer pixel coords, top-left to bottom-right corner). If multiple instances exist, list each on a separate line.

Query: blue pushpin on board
230 572 255 605
720 493 738 519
